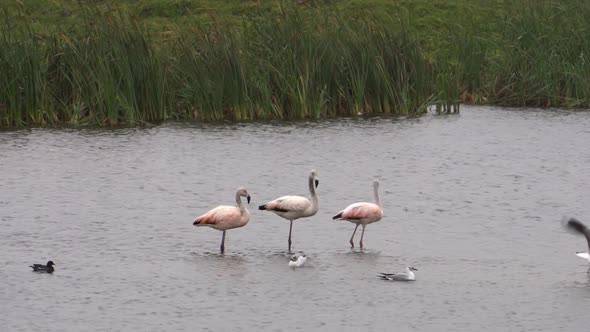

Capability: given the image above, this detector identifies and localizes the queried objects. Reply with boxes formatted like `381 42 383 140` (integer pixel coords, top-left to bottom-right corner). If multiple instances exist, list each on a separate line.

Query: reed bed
493 1 590 107
0 11 50 127
448 0 590 108
0 4 447 127
1 1 589 127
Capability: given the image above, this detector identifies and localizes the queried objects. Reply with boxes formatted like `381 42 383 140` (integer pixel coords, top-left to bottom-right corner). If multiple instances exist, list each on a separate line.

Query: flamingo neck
308 175 319 211
373 181 381 209
235 192 246 212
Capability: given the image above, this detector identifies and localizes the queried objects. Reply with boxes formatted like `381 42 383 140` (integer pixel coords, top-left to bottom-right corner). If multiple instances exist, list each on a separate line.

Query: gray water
1 105 590 331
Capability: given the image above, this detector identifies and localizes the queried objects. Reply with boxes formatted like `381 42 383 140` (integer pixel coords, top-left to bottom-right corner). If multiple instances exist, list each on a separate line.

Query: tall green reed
449 0 590 108
0 10 51 127
1 2 460 128
47 8 167 125
170 5 443 121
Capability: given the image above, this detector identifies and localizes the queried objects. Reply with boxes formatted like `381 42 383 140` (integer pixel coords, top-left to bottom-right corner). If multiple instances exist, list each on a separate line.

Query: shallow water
1 105 590 331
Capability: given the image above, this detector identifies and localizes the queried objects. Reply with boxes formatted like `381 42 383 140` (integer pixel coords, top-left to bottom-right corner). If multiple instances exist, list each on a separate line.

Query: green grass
1 0 589 127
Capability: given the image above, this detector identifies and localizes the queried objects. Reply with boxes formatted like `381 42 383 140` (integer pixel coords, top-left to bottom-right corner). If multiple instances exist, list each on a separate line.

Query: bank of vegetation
1 0 588 127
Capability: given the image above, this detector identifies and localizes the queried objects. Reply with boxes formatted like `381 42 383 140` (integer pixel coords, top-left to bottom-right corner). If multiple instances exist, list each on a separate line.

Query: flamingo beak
247 195 251 204
315 179 319 188
193 219 199 226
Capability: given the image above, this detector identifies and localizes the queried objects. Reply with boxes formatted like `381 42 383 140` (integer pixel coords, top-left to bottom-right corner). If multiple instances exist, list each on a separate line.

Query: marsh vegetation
1 1 588 127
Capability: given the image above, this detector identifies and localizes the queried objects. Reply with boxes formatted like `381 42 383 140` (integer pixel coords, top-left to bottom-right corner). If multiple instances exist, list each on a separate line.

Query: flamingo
333 179 383 249
193 187 251 254
562 216 590 273
259 170 319 252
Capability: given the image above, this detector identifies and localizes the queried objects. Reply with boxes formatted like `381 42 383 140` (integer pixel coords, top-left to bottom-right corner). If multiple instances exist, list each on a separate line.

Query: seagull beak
247 195 251 204
314 179 319 188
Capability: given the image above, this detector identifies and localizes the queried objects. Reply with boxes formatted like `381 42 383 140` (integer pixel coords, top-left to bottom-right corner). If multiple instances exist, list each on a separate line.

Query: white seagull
288 255 307 268
259 170 319 252
562 216 590 273
378 267 418 281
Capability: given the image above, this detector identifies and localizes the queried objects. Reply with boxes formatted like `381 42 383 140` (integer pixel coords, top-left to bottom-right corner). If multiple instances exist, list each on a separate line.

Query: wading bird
259 170 319 252
333 179 383 249
193 187 251 254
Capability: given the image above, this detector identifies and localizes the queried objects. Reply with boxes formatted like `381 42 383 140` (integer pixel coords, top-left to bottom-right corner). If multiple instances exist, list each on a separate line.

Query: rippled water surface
1 106 590 331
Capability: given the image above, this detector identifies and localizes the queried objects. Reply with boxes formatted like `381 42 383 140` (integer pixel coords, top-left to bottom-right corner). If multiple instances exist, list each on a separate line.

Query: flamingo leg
288 220 293 253
220 230 226 254
350 224 359 248
359 225 366 250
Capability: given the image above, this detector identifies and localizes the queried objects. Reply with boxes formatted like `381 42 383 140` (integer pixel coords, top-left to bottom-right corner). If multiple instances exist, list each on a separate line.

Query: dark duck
30 260 55 273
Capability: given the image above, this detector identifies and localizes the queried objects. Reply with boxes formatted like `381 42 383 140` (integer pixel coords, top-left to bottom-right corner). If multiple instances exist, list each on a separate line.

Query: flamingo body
194 205 249 231
334 202 383 225
259 195 315 221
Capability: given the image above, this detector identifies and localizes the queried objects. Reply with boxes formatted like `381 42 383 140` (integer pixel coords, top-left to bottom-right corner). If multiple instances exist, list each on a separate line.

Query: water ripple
1 106 589 331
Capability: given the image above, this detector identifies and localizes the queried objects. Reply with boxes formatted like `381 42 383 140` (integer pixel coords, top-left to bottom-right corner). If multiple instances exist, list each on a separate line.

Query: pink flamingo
193 187 251 253
333 179 383 249
259 170 319 252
